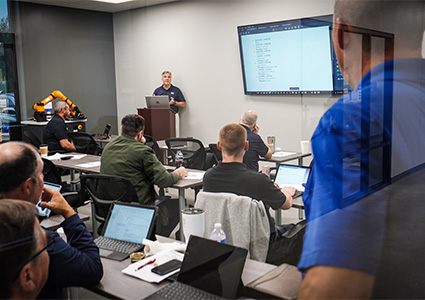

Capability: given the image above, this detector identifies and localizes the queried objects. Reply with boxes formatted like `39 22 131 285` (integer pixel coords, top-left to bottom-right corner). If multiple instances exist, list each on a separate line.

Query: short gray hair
54 101 68 113
334 0 425 51
241 110 258 126
162 70 172 76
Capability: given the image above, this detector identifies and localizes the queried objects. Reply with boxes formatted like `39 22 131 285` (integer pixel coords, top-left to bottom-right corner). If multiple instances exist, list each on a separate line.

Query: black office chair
23 130 42 148
165 137 207 170
42 158 81 208
144 134 161 161
80 174 179 237
208 143 222 164
67 132 103 155
80 174 138 235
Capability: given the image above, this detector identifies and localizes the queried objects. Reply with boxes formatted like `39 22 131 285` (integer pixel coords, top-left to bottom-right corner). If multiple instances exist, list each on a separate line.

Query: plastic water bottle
210 223 226 243
175 150 184 168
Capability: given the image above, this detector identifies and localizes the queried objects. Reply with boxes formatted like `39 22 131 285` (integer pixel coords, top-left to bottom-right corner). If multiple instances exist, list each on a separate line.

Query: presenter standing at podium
153 70 186 136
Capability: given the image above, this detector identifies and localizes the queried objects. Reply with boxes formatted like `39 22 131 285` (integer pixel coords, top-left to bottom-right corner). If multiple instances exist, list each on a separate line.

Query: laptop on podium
145 95 170 109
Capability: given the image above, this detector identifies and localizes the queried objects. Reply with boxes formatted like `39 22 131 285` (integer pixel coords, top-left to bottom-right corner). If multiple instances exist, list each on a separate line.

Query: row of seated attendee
0 141 103 298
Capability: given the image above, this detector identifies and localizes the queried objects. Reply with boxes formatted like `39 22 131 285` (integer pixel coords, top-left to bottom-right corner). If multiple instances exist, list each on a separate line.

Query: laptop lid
103 123 111 138
101 202 157 244
274 164 311 192
177 236 248 299
145 95 170 109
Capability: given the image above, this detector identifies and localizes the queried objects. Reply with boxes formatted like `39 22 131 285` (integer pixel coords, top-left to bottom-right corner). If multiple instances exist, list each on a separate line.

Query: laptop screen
103 203 156 244
274 164 311 191
177 236 248 299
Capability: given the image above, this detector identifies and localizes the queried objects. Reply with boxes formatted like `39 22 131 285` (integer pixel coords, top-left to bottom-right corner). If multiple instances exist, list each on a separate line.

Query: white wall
113 0 337 151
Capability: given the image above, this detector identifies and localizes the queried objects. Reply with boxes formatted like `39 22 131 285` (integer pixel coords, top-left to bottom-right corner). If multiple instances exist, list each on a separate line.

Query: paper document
44 153 87 161
76 161 101 168
272 151 297 158
185 172 204 180
122 250 184 283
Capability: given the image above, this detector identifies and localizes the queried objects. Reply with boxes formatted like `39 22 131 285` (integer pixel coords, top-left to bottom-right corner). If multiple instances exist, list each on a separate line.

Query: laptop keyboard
155 282 222 300
95 236 141 254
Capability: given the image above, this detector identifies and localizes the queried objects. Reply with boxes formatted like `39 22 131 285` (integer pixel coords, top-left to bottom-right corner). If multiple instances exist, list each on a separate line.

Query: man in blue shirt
153 70 186 114
239 110 272 171
298 1 425 298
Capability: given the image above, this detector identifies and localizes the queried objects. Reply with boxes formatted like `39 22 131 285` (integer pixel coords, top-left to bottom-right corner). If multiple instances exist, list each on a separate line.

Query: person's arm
280 186 294 209
264 146 273 159
59 138 76 151
39 188 103 287
170 99 186 108
298 266 375 299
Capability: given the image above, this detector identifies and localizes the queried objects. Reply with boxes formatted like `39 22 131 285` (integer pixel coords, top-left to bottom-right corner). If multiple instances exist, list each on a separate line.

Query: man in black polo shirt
43 101 76 153
203 123 295 242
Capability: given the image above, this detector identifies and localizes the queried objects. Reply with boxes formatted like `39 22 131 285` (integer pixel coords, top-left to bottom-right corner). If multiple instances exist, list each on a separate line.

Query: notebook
95 202 157 261
145 236 248 299
274 164 311 198
145 95 170 109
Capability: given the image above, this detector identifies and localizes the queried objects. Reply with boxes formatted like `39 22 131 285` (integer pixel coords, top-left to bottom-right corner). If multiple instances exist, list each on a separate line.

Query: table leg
298 157 303 166
178 188 186 242
275 209 282 225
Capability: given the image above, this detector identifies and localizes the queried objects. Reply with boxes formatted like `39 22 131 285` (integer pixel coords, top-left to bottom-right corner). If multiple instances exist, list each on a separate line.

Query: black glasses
14 232 55 279
27 232 55 263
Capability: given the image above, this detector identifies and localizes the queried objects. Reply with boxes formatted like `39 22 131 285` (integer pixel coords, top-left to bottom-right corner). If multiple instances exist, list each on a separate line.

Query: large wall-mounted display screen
238 15 351 95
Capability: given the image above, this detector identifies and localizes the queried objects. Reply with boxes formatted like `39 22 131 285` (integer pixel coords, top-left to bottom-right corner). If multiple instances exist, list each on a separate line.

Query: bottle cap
214 223 222 229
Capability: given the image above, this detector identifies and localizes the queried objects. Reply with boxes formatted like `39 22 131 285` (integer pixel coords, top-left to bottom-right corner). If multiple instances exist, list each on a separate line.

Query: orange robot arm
33 90 85 119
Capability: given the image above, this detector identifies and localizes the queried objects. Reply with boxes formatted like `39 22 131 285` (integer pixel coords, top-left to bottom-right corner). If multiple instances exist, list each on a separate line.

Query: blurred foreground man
298 1 425 298
0 200 50 300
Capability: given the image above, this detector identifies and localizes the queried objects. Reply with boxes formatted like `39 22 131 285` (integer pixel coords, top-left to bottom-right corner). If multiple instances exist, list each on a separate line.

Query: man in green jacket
100 114 187 204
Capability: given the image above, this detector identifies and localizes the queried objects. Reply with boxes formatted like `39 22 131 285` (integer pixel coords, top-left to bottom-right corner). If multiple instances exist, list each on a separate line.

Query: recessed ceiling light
92 0 133 4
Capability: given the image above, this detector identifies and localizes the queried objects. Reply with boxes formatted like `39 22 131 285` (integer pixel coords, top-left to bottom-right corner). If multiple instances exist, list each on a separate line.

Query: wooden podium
137 108 176 140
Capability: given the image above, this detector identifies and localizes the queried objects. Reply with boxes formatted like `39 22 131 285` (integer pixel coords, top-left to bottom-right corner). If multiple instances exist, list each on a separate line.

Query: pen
135 259 156 271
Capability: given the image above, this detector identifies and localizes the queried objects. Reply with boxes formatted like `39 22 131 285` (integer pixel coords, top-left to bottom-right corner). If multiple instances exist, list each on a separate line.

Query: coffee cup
300 140 310 154
39 144 48 157
181 208 205 243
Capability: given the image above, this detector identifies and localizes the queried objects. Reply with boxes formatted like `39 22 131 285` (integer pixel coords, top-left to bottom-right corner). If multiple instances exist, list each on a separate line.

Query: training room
1 0 425 299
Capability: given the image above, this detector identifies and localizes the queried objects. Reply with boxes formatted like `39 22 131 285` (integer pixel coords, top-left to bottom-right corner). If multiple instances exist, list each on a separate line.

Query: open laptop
145 95 170 109
274 164 311 198
145 236 248 299
93 123 111 140
94 202 157 261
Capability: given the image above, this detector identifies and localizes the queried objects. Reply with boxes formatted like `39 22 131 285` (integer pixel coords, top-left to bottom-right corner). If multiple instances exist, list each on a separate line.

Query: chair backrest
208 143 222 163
144 134 161 161
80 174 138 226
195 191 270 262
23 130 42 148
165 137 206 170
67 132 102 155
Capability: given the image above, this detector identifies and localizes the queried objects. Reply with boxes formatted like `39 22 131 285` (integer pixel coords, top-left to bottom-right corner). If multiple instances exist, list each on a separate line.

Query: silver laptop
145 95 170 108
94 202 157 261
274 164 311 197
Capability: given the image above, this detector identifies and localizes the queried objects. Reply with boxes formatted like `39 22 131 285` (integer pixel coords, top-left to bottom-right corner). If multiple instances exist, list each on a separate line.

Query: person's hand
135 132 146 144
169 97 175 105
281 186 296 197
274 182 280 189
173 167 188 179
252 124 260 134
39 187 76 219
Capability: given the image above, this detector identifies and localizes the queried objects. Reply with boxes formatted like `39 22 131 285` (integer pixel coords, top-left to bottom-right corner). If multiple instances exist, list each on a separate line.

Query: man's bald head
0 142 40 194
